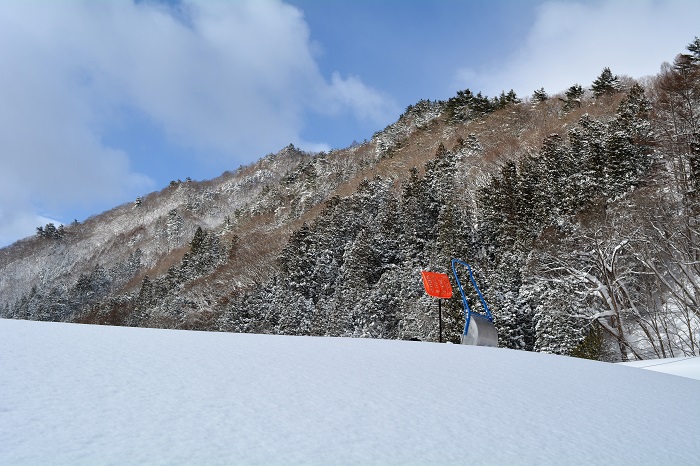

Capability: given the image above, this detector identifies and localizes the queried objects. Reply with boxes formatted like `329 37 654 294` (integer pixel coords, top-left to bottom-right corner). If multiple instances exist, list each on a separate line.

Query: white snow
619 356 700 380
1 318 699 465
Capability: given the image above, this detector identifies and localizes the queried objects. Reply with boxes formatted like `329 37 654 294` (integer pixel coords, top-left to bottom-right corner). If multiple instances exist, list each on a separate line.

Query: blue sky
1 0 698 247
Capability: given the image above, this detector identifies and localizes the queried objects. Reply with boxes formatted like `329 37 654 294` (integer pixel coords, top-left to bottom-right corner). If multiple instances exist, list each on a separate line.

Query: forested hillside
2 38 699 362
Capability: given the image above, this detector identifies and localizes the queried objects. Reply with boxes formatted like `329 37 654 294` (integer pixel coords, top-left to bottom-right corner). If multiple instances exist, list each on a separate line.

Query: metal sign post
420 271 453 343
439 300 443 343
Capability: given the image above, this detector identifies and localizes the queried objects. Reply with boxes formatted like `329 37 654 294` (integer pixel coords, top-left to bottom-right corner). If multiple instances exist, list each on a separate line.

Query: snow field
1 318 699 465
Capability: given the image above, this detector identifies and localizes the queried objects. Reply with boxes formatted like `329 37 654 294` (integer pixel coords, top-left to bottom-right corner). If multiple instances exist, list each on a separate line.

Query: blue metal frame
451 258 494 337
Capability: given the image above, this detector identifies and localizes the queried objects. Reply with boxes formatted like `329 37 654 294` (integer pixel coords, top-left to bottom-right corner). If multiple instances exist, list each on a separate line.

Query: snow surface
1 319 699 466
619 356 700 380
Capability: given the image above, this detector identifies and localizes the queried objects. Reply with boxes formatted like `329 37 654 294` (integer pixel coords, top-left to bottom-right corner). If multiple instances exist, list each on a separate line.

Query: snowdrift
1 319 698 465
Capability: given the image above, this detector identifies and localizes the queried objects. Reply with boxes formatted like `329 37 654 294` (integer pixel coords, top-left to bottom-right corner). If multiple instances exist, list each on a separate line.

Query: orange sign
421 271 453 299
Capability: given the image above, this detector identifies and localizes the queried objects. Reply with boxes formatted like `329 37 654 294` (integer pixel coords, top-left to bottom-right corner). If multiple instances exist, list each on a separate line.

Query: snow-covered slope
1 319 699 465
620 356 700 380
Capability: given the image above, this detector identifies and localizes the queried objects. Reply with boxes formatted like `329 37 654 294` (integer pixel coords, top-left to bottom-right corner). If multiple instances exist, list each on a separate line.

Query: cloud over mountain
454 0 700 97
0 0 396 246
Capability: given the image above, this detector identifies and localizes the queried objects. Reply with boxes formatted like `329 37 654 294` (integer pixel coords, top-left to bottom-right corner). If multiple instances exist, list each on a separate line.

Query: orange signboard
421 271 453 299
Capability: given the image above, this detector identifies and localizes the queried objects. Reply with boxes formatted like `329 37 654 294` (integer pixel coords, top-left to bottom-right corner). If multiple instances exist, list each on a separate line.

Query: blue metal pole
464 263 494 321
451 259 472 337
451 258 494 338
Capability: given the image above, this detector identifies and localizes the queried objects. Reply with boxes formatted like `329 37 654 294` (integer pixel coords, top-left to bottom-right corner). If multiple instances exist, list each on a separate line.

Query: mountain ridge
2 37 699 362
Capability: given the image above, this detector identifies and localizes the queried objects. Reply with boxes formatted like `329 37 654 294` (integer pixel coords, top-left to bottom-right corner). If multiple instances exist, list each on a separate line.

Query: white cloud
454 0 700 98
326 72 399 124
0 211 63 249
0 0 394 247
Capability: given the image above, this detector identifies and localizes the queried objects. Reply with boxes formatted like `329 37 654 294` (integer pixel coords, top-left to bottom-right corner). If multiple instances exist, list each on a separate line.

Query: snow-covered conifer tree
532 88 548 104
591 67 621 98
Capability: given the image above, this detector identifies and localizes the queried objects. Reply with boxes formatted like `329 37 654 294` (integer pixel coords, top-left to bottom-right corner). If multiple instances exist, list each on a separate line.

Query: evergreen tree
476 160 519 254
569 114 607 206
537 133 570 216
359 271 402 339
532 88 548 103
494 89 521 108
506 89 520 104
687 36 700 63
691 135 700 194
279 223 316 300
165 209 183 243
491 280 534 350
180 227 225 279
654 38 700 204
562 84 584 112
343 228 383 291
605 83 653 196
591 67 621 98
529 283 585 355
446 89 476 122
471 91 494 115
275 289 314 336
338 228 383 336
570 323 605 360
44 223 57 238
432 202 473 269
190 227 207 255
129 276 154 326
446 89 497 121
399 167 438 262
517 151 548 239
